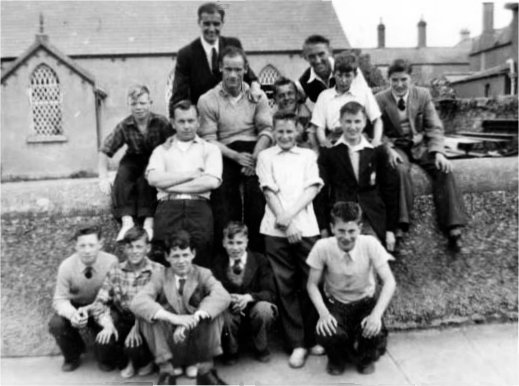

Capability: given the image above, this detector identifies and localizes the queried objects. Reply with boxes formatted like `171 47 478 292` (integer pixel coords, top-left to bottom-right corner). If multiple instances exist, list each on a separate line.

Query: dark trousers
96 309 153 368
317 296 388 367
211 141 265 253
222 301 277 354
48 313 117 367
112 153 157 220
265 235 318 349
394 148 468 233
153 199 213 268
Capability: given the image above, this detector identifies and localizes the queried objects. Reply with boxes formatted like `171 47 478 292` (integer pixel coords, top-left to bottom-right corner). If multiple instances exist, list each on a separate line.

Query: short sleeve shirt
306 235 392 303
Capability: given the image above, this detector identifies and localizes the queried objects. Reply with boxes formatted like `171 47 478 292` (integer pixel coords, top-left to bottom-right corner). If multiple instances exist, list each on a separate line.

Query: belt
326 295 374 308
160 193 208 201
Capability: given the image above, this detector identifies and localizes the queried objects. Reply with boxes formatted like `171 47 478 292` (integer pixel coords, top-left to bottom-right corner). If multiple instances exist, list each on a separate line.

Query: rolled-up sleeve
197 93 219 142
310 93 327 129
364 90 382 123
303 151 324 191
145 146 166 177
256 150 279 193
100 123 125 157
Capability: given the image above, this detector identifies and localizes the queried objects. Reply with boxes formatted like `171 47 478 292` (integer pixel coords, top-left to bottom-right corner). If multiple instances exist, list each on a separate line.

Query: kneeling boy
307 201 396 375
130 230 230 385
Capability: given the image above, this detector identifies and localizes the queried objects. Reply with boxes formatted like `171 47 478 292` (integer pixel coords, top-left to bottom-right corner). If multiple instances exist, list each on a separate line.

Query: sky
331 0 514 48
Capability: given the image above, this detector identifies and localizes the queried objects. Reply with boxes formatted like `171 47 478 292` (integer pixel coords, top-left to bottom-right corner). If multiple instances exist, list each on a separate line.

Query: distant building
360 18 471 86
450 2 518 98
1 1 348 180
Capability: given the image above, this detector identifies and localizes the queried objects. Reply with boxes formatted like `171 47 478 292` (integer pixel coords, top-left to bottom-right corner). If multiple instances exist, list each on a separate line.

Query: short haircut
388 59 413 78
197 2 225 21
121 226 148 244
73 225 102 241
220 45 248 67
127 84 150 101
273 76 297 97
273 110 298 128
334 52 358 75
223 221 249 239
339 101 367 119
165 230 196 252
303 34 330 48
170 99 198 119
330 201 362 225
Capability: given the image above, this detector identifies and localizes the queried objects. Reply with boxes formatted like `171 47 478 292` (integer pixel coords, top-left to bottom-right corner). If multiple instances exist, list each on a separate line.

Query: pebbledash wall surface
1 157 517 357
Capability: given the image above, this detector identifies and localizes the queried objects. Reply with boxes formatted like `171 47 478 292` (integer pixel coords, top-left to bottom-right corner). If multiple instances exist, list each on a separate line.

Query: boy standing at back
307 201 396 375
256 111 324 369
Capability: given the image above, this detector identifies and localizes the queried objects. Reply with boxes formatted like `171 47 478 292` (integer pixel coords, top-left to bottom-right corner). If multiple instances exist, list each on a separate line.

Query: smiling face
221 54 246 94
331 219 361 252
303 43 332 80
124 235 150 268
75 234 103 266
340 111 366 145
222 232 248 260
389 71 412 97
334 70 355 94
172 106 199 142
198 11 223 45
275 83 297 113
166 247 195 276
129 93 152 121
274 119 298 150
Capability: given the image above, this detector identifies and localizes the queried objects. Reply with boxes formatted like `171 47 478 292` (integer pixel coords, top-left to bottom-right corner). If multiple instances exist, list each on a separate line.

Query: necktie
232 259 242 275
397 97 406 111
84 266 93 279
211 47 219 77
178 277 186 295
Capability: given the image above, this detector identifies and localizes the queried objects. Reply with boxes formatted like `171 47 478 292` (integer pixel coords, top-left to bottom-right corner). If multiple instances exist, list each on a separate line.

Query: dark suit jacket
170 36 258 109
130 264 231 322
316 144 398 242
212 250 276 306
375 86 445 160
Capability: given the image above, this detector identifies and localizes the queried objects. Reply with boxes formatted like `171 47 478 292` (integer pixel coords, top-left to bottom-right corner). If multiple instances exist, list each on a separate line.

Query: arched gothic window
30 64 63 136
259 65 281 107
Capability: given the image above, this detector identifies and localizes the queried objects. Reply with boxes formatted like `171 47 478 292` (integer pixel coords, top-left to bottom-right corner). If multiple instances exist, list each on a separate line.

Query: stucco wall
1 48 98 180
451 75 509 98
469 45 513 71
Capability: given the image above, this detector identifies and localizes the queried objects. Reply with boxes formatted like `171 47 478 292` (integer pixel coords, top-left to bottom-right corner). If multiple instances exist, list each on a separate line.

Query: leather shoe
61 358 80 372
157 372 176 385
326 360 345 376
196 369 227 385
357 362 375 374
288 347 308 368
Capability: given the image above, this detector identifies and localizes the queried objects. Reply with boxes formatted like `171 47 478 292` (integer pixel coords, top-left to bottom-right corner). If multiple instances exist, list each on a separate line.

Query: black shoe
222 352 238 366
326 360 345 376
357 362 375 375
97 362 114 372
197 369 227 385
61 358 80 372
157 372 176 385
448 234 467 254
254 348 271 363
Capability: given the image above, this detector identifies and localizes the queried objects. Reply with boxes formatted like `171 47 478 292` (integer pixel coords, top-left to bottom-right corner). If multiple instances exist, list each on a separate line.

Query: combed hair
170 99 198 119
223 221 249 239
273 77 297 97
220 45 248 67
73 225 102 241
388 59 413 78
127 84 150 101
165 230 196 252
334 52 358 75
339 101 367 118
197 2 225 21
303 34 330 48
273 110 298 127
330 201 362 225
122 226 148 244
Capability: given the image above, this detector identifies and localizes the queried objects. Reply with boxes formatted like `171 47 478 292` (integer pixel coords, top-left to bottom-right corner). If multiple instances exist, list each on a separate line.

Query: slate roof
1 1 349 59
470 25 513 55
361 47 470 66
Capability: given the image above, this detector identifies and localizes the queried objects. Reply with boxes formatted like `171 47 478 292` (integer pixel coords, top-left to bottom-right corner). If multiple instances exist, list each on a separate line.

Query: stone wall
1 158 518 356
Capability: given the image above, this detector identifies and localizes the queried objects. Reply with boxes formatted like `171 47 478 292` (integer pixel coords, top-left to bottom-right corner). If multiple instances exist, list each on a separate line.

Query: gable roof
470 25 513 55
1 1 349 59
361 47 470 66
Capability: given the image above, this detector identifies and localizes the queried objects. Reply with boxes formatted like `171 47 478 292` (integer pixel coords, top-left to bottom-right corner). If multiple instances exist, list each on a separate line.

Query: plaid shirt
100 112 174 158
93 257 164 318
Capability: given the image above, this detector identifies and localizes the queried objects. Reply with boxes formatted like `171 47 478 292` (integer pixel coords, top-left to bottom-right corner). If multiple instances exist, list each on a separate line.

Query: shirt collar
308 57 334 86
218 81 250 99
121 257 153 273
76 254 98 273
335 238 359 261
171 134 202 145
273 144 302 154
200 36 219 55
392 90 409 104
230 251 247 267
334 134 373 151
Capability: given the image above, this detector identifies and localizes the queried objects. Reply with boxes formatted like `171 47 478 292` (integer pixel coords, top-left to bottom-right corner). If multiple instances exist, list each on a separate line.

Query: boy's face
172 106 199 142
129 93 152 121
222 233 248 260
331 219 361 252
75 234 103 266
334 70 355 94
340 111 366 144
275 83 297 113
389 71 412 97
198 11 223 45
124 236 150 267
166 247 195 276
274 119 298 150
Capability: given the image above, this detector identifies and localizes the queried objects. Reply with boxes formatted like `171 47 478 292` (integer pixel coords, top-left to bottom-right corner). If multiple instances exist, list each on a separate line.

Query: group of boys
49 1 470 384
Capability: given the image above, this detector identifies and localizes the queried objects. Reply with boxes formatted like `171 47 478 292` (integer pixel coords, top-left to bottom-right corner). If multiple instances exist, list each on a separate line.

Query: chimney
377 18 385 48
36 12 49 43
460 28 470 41
483 2 494 33
417 18 426 48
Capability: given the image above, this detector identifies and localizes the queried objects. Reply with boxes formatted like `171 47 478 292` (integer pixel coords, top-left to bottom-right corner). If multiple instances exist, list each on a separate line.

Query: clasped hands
230 293 254 315
275 211 302 244
170 310 211 344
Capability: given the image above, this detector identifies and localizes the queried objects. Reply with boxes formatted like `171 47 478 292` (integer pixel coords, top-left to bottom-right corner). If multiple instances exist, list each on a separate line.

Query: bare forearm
165 176 220 193
252 135 272 159
371 118 383 144
307 281 330 317
147 171 196 189
286 186 319 219
263 190 285 217
371 276 396 319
